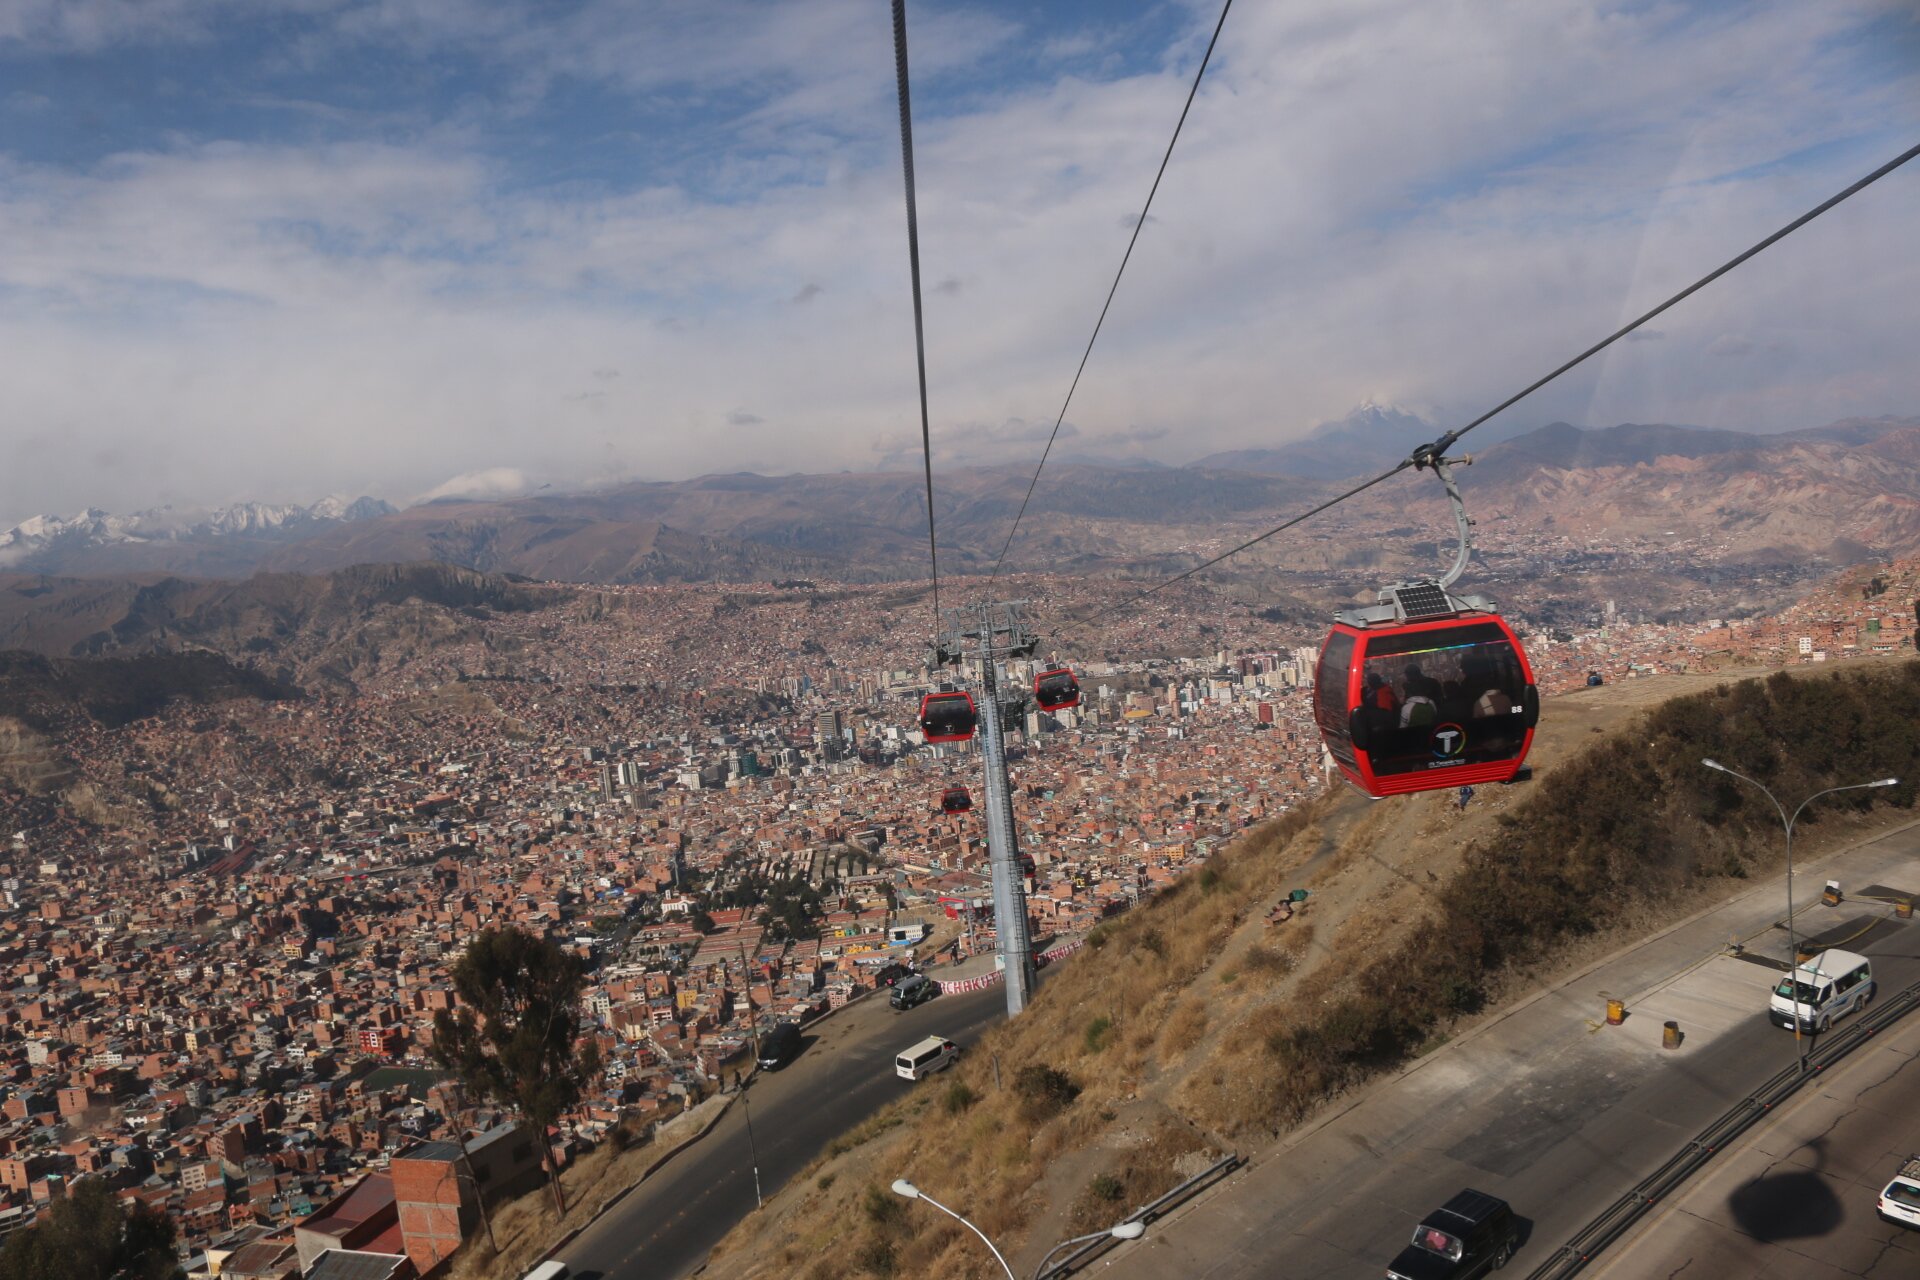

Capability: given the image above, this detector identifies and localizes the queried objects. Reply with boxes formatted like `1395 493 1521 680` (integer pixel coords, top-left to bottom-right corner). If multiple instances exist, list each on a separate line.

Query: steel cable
988 0 1236 584
893 0 942 626
1062 138 1920 641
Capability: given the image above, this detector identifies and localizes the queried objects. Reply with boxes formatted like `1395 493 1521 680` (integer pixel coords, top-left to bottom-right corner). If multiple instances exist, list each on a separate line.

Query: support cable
988 0 1236 583
893 0 942 626
1061 139 1920 639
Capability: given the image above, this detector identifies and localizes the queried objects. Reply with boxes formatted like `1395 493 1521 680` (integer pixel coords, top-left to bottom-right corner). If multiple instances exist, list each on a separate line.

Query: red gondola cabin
918 691 978 744
940 784 972 814
1033 667 1081 712
1314 583 1538 797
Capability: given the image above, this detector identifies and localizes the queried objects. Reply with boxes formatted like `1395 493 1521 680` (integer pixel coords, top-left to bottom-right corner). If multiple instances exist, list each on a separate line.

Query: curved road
559 981 1011 1280
1107 825 1920 1278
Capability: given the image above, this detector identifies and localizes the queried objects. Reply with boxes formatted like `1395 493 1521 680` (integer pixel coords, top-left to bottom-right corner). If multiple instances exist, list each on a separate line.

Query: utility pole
735 929 764 1208
933 602 1038 1016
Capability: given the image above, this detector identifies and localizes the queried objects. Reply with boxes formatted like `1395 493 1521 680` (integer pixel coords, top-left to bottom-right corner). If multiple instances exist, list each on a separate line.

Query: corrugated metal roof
395 1140 462 1163
306 1251 408 1280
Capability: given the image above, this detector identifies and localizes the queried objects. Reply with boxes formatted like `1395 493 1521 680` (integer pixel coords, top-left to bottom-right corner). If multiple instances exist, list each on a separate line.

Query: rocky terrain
0 563 565 687
1 416 1915 634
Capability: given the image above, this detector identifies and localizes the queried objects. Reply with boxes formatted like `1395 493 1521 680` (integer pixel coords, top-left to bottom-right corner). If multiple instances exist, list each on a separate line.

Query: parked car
1878 1154 1920 1229
756 1021 802 1071
1386 1189 1520 1279
874 962 915 988
890 974 938 1011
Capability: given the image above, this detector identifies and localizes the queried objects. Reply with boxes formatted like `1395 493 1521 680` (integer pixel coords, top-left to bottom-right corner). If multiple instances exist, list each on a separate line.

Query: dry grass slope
694 661 1920 1280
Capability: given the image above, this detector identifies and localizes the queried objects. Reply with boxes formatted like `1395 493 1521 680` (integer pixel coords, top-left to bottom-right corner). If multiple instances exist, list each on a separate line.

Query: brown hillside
697 659 1918 1280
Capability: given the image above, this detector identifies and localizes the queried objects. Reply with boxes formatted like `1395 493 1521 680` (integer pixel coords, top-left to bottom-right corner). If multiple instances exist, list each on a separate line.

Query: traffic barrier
936 939 1087 994
1037 1153 1243 1279
937 971 1004 995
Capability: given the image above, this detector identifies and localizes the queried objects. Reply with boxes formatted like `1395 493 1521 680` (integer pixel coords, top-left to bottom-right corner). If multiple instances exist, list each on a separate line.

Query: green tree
0 1178 178 1280
431 928 602 1214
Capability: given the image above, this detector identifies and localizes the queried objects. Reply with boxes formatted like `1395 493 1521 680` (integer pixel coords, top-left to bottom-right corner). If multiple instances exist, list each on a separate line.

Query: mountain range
0 562 559 686
4 414 1917 587
0 496 395 578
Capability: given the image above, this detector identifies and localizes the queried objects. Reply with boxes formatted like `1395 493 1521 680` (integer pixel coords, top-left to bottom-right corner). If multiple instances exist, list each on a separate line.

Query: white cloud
413 467 534 504
0 1 1916 525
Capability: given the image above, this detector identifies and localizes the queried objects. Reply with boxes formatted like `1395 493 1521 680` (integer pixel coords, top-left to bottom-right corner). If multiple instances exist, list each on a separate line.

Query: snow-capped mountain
195 500 389 537
0 508 150 560
0 496 396 571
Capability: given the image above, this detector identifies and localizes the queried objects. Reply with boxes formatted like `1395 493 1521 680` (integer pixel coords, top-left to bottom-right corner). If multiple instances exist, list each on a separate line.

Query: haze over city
1 0 1917 524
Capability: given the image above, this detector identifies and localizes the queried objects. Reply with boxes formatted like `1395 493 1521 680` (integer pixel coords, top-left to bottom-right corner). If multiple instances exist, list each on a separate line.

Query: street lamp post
891 1180 1017 1280
736 930 765 1210
1032 1220 1147 1280
739 1085 764 1210
1701 759 1898 1072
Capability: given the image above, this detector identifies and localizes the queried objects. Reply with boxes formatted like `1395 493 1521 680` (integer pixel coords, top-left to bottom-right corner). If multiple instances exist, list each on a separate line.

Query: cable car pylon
931 600 1041 1016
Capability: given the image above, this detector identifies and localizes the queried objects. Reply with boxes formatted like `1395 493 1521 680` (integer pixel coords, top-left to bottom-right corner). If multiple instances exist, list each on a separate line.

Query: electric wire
987 0 1236 585
892 0 942 627
1063 138 1920 640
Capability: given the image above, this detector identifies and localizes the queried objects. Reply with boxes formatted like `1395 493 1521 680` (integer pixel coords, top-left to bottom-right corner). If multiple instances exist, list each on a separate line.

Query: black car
889 974 938 1011
1386 1189 1519 1279
756 1021 801 1071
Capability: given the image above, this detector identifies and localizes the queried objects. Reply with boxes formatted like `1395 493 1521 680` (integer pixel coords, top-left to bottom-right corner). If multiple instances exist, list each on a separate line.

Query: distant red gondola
1033 667 1080 712
918 691 978 744
940 784 972 814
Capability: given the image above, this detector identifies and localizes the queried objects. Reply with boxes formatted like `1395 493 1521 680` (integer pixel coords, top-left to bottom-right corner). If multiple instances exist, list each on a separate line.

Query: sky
1 0 1917 523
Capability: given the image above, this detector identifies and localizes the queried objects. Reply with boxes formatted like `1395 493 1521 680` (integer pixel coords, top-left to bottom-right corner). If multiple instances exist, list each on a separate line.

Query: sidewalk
1106 820 1920 1279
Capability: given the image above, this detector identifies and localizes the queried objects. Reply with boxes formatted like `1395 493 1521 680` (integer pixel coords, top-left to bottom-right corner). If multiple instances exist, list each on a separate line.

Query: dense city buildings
0 562 1910 1275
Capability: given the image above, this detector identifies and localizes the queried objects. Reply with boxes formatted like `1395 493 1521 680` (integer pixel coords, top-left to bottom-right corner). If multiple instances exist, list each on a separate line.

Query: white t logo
1434 729 1462 756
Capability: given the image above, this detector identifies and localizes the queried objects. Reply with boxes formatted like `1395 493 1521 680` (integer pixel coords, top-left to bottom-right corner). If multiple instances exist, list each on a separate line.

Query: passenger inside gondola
1360 624 1528 776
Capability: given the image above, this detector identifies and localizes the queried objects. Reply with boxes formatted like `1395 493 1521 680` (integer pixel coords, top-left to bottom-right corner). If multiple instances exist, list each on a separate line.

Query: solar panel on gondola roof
1392 583 1454 620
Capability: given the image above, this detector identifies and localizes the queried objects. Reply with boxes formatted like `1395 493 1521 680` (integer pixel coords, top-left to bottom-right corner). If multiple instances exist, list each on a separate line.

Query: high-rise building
814 710 843 759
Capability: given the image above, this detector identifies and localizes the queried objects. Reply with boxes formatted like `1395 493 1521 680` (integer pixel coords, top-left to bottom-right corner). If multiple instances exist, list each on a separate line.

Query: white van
896 1035 961 1081
523 1263 570 1280
1769 948 1874 1033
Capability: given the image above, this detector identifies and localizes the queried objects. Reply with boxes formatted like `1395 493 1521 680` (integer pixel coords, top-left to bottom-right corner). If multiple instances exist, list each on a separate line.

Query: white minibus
896 1035 960 1081
1768 948 1873 1033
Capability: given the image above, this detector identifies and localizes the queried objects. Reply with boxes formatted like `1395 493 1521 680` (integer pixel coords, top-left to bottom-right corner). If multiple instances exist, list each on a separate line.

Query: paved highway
1108 824 1920 1279
558 980 1011 1280
1589 1011 1920 1278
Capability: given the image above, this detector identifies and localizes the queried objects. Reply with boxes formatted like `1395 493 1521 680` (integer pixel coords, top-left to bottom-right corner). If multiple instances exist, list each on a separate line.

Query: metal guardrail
1038 1153 1243 1280
1523 975 1920 1279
